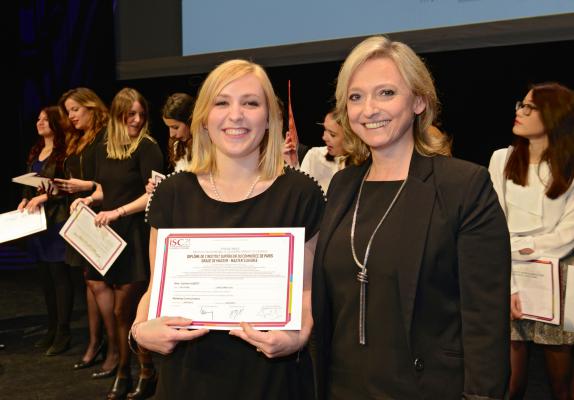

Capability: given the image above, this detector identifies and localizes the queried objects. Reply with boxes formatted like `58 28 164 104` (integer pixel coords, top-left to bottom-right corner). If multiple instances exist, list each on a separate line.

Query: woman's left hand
94 209 121 227
53 178 89 194
518 248 534 255
229 322 304 358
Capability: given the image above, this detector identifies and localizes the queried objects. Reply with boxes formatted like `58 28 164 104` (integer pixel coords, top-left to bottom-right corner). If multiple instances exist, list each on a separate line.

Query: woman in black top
72 88 163 399
55 88 113 371
130 59 325 400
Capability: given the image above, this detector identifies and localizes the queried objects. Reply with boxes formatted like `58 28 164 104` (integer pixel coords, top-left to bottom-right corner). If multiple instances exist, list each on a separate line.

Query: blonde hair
106 88 155 160
334 36 448 165
189 59 284 180
58 87 108 156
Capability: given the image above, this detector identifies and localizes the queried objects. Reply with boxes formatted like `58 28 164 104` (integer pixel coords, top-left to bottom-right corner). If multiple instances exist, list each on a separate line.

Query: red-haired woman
489 82 574 399
18 106 72 356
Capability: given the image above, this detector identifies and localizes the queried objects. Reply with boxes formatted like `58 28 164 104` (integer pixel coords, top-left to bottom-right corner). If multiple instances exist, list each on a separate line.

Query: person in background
130 59 324 400
18 106 72 356
162 92 194 171
312 36 511 399
299 111 348 193
72 88 163 399
145 93 194 195
488 82 574 400
55 87 113 371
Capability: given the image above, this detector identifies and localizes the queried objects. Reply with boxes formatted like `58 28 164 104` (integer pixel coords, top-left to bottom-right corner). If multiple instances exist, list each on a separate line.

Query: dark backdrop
8 1 574 214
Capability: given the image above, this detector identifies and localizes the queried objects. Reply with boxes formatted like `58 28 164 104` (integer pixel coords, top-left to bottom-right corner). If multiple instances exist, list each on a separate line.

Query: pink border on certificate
60 205 125 272
155 232 295 327
522 259 555 322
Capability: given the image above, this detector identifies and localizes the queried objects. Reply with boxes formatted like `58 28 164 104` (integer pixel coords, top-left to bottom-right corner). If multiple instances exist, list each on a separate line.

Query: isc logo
168 238 190 249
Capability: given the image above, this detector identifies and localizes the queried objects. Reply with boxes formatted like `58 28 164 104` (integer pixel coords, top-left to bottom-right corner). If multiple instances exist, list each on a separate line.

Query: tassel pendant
357 269 368 345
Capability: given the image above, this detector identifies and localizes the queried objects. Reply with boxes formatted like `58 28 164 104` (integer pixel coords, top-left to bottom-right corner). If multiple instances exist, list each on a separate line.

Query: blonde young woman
72 88 163 399
130 60 325 400
312 36 511 399
55 88 112 370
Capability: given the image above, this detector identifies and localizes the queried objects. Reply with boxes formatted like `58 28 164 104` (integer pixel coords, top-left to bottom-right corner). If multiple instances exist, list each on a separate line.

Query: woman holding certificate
18 106 72 356
72 88 163 399
56 87 113 371
311 36 511 399
132 59 325 399
488 83 574 399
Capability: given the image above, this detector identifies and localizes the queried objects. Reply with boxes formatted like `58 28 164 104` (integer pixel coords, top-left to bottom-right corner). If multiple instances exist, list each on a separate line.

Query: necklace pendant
357 270 368 284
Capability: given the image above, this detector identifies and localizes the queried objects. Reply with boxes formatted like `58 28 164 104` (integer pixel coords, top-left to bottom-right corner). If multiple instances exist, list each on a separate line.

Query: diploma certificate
0 206 46 244
514 258 559 325
149 228 305 330
59 203 126 275
12 172 58 194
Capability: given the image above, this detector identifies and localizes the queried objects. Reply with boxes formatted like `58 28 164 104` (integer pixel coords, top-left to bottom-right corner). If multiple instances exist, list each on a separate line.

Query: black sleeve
138 138 165 185
457 166 511 399
291 170 326 241
146 175 173 228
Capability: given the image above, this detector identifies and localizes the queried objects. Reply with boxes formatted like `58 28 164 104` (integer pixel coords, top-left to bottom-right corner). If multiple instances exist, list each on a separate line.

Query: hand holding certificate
148 227 305 330
513 258 560 324
0 206 47 243
59 202 126 275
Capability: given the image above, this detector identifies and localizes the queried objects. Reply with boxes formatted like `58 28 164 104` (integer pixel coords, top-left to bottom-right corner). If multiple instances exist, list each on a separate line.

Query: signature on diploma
257 306 280 319
228 307 245 320
200 305 215 320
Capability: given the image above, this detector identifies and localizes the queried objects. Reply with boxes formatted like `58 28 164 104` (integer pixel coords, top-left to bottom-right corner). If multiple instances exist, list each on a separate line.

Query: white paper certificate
0 206 47 244
513 258 559 325
59 203 126 275
148 228 305 330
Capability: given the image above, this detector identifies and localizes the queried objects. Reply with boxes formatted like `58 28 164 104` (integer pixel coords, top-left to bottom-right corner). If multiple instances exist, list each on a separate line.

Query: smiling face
36 111 54 137
206 73 268 162
346 56 425 158
512 89 546 141
64 98 93 131
163 117 190 141
126 101 146 138
322 113 345 157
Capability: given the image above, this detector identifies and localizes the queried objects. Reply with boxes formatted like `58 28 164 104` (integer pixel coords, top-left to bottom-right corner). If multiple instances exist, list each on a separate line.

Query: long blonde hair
335 36 449 165
58 87 108 156
189 59 284 180
106 88 155 160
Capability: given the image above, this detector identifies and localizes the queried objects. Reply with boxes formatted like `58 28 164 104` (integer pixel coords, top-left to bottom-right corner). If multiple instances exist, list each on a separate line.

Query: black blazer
312 151 511 400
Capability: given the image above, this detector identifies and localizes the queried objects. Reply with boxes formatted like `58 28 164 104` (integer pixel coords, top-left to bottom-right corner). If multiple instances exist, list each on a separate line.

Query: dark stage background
6 1 574 214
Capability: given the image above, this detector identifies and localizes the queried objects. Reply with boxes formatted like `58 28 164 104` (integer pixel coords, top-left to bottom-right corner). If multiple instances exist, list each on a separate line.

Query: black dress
63 129 105 267
86 137 164 284
146 167 325 400
323 181 419 400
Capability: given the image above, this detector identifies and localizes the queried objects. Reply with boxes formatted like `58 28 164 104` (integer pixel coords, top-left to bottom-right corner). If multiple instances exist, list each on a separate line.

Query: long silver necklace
350 167 407 345
209 172 260 202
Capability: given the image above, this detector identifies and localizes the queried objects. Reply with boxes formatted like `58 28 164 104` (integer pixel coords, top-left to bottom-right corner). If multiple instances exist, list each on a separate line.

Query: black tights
38 261 74 331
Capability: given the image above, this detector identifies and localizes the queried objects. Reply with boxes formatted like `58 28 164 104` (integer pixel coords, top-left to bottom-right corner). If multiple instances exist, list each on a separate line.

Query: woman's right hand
510 293 523 320
70 197 92 213
282 133 299 167
17 198 28 211
145 178 156 195
53 178 90 194
134 317 209 355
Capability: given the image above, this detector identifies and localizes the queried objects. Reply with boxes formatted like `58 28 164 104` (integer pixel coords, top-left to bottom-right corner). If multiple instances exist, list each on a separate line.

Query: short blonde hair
334 36 448 165
106 87 154 160
190 59 284 180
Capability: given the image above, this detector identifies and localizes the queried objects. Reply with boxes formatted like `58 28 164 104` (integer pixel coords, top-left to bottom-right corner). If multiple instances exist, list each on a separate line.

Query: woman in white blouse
300 112 347 193
489 82 574 399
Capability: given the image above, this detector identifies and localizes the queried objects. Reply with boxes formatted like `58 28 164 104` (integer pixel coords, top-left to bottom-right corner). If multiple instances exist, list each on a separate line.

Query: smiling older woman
312 36 511 400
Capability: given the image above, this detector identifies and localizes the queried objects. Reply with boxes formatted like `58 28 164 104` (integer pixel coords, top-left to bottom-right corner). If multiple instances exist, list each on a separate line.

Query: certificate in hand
59 203 126 275
0 206 46 244
12 172 58 194
514 258 559 325
149 228 305 330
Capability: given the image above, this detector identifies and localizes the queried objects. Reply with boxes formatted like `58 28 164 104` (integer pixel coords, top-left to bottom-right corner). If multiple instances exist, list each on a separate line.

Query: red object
287 80 299 166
